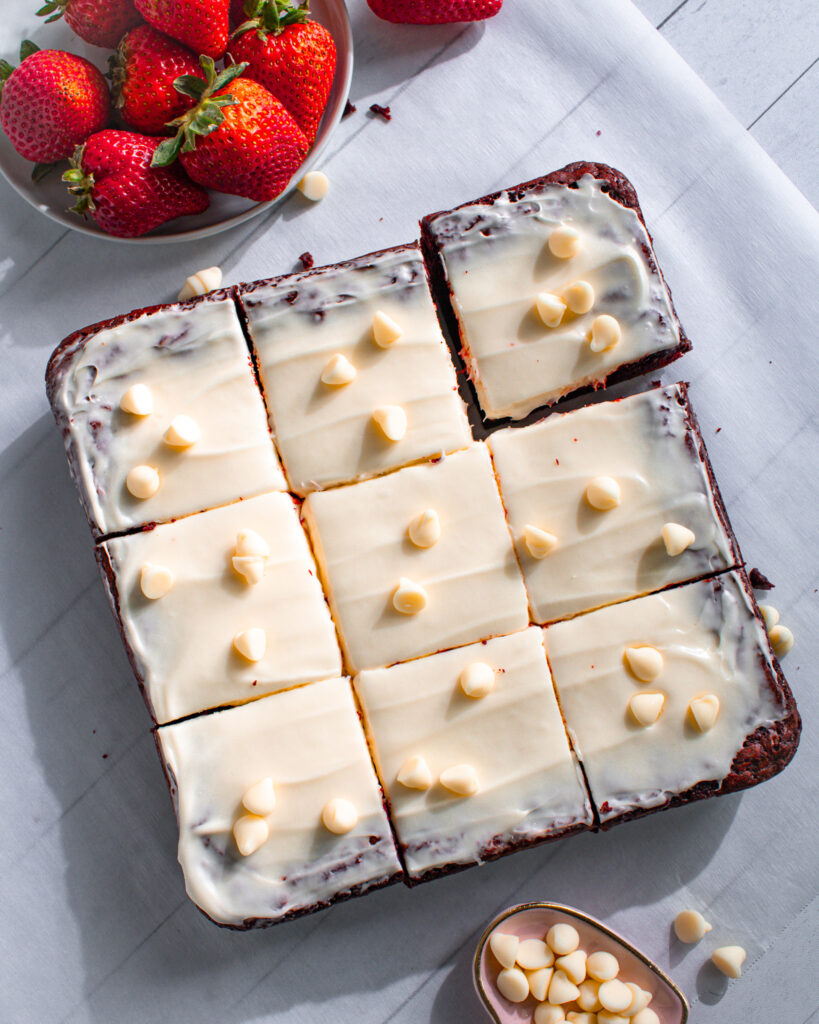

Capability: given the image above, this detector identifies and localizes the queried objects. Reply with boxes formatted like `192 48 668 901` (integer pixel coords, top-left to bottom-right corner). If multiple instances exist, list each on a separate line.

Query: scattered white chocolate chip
589 314 621 352
536 292 567 328
585 475 621 510
178 265 222 301
576 978 602 1011
139 563 174 600
759 604 779 629
566 1013 596 1024
372 404 407 441
631 1010 660 1024
297 170 329 201
489 931 520 969
320 353 357 387
598 978 633 1013
235 528 270 558
769 624 794 657
548 969 580 1005
396 754 433 791
674 909 713 944
164 414 201 448
624 645 663 682
242 777 276 816
233 627 266 663
233 813 269 856
523 524 558 559
564 280 595 314
439 763 479 797
534 1005 566 1024
555 949 586 985
120 383 153 417
372 309 403 348
232 555 266 586
496 966 529 1003
527 966 554 1001
126 464 160 499
586 951 619 982
548 224 581 259
517 939 553 971
689 694 720 732
392 577 428 615
711 945 746 978
459 661 495 699
628 692 665 727
622 983 651 1017
321 796 358 834
546 922 580 955
662 522 696 556
408 509 441 548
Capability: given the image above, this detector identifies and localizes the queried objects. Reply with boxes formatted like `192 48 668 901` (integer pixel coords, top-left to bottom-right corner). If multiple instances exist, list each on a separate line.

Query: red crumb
369 103 392 121
715 426 722 433
298 251 314 270
343 100 357 119
749 568 774 590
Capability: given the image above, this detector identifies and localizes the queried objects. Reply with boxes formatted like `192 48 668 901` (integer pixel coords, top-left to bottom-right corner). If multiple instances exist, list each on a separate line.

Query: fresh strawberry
230 0 335 144
36 0 143 49
109 25 202 135
230 0 250 27
366 0 502 24
133 0 230 59
0 41 110 166
153 56 308 202
63 129 209 236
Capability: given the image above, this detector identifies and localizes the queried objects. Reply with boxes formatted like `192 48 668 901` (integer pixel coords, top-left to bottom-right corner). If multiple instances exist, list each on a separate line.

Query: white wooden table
0 3 816 1023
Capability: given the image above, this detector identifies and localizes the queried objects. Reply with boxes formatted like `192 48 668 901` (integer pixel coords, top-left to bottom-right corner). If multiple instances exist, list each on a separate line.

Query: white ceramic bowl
0 0 352 243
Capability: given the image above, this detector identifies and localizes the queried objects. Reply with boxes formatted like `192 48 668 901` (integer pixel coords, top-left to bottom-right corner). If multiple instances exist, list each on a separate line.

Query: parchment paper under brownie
421 162 691 420
46 293 286 538
156 677 403 929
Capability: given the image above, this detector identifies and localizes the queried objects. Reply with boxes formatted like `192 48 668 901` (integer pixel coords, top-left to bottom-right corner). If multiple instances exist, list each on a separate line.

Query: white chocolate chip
622 983 651 1017
372 309 403 348
689 694 720 732
631 1010 660 1024
459 661 495 699
548 969 580 1005
232 555 266 586
548 224 580 259
674 908 712 944
496 966 529 1003
711 945 746 978
534 1005 566 1024
439 763 479 797
523 524 558 559
297 170 329 201
126 464 160 499
564 280 595 314
527 966 554 1001
662 521 696 556
408 509 441 548
589 314 621 352
555 949 586 985
759 604 779 629
320 353 357 387
536 292 567 328
628 692 665 727
242 777 276 816
233 813 269 856
120 383 153 416
769 624 794 657
235 528 270 559
576 978 602 1011
624 645 663 682
164 414 200 448
392 577 428 615
233 627 266 663
585 475 621 510
546 922 580 955
598 978 633 1013
372 404 407 441
566 1013 596 1024
586 951 619 982
396 754 433 791
598 1013 629 1024
517 939 553 970
178 265 222 301
488 931 519 970
139 563 174 600
321 797 358 834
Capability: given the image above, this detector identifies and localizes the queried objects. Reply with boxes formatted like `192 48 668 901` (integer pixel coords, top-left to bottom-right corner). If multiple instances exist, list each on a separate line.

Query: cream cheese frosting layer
488 384 736 624
354 628 592 878
544 573 783 822
52 297 286 536
157 677 402 927
302 443 530 673
101 490 341 724
427 175 681 419
240 244 472 496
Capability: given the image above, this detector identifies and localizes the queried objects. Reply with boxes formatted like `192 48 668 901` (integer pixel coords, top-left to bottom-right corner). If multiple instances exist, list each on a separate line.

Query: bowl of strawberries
0 0 352 240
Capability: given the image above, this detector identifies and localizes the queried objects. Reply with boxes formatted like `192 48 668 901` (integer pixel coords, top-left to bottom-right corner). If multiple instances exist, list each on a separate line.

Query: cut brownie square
156 677 403 928
98 490 341 724
302 443 529 673
543 571 800 826
46 293 286 538
488 383 739 624
238 242 472 496
421 162 690 421
354 628 593 882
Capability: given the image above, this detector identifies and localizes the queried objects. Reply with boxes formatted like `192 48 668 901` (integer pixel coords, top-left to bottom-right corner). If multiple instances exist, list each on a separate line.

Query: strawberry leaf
31 162 54 183
173 74 207 100
211 62 247 93
151 134 184 167
0 60 14 82
20 40 40 61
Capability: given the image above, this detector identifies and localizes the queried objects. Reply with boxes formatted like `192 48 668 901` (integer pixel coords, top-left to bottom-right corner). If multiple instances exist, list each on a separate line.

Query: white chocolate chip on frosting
624 645 663 682
598 978 633 1013
372 309 404 348
408 508 441 548
689 694 720 732
555 949 587 985
758 604 779 629
321 796 358 834
488 930 519 969
585 475 621 510
459 661 495 698
233 627 266 663
589 314 621 352
235 528 270 559
546 922 580 955
564 280 595 314
372 405 407 441
231 555 266 586
321 353 357 387
548 224 581 259
536 292 567 328
120 383 153 417
673 908 712 943
139 563 174 600
164 414 201 448
523 524 558 559
297 170 329 201
711 945 746 978
527 966 554 1001
628 692 665 727
233 813 269 856
392 577 428 615
769 624 794 657
439 763 479 797
126 464 160 499
516 938 553 970
242 777 276 816
662 522 696 556
548 968 581 1004
496 966 529 1003
534 1005 567 1024
586 951 619 982
396 754 433 791
178 265 222 301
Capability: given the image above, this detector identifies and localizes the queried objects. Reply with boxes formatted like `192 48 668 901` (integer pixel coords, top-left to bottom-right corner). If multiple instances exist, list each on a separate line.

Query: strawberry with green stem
36 0 143 50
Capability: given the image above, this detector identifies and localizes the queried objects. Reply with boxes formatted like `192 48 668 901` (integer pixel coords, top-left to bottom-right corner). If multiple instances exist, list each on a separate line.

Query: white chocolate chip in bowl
516 938 553 970
120 383 153 417
488 931 519 970
526 965 554 1001
534 1006 566 1024
408 508 441 548
555 948 586 984
547 922 580 955
495 967 529 1003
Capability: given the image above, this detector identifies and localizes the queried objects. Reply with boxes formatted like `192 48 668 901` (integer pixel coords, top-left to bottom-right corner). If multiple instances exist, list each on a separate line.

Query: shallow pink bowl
474 902 689 1023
